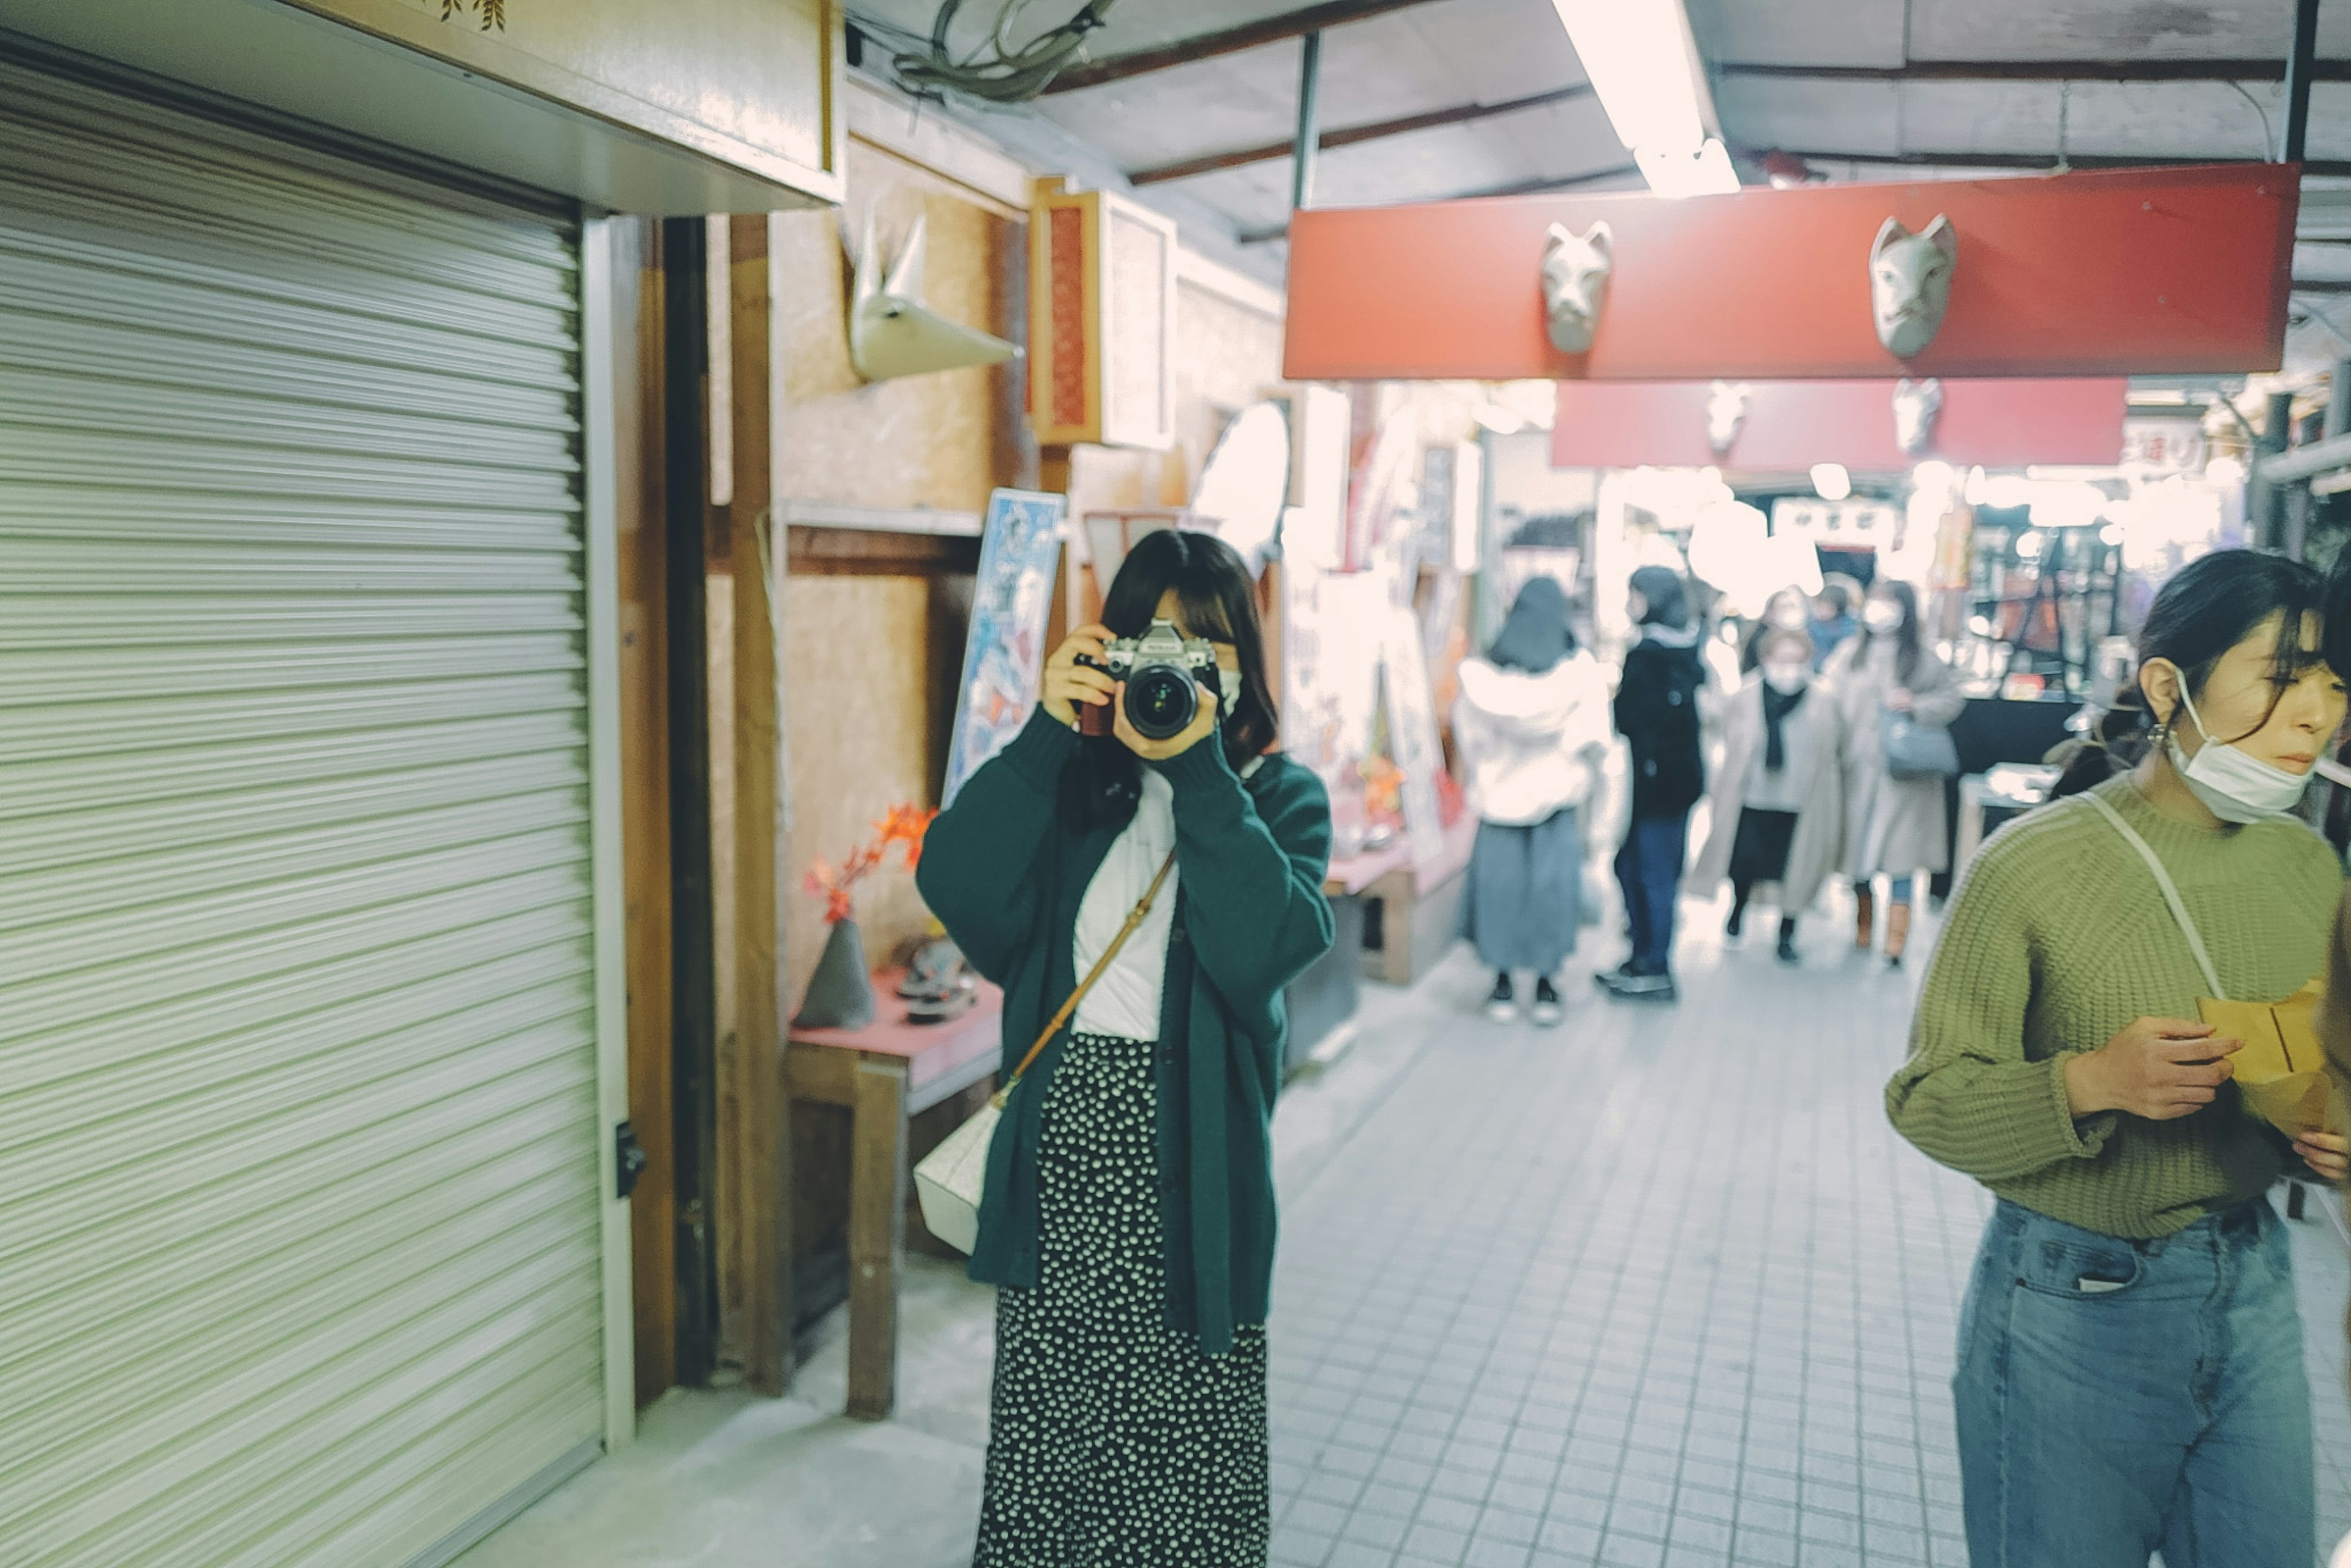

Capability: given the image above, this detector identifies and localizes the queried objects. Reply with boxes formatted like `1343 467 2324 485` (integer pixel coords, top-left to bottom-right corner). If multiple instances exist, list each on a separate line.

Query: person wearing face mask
1824 579 1965 967
1888 549 2351 1568
1453 577 1610 1025
918 528 1335 1568
1692 627 1848 964
1740 584 1816 675
1599 565 1708 1002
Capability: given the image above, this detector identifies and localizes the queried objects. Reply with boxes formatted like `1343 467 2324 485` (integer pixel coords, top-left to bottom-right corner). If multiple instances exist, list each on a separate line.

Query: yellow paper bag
2199 981 2338 1140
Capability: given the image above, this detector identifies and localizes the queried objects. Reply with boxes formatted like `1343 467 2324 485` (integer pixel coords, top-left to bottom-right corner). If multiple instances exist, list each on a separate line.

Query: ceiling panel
2295 242 2351 282
1033 0 1578 175
1687 0 1908 68
1716 78 1903 156
1899 79 2351 160
1177 162 1310 234
1907 0 2351 61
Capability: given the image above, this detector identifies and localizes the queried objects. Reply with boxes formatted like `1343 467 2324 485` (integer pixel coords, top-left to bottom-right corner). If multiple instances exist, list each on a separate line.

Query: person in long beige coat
1824 579 1965 967
1693 627 1847 963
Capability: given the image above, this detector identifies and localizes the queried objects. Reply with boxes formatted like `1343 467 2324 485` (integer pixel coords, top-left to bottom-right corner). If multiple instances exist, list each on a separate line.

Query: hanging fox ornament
849 209 1021 384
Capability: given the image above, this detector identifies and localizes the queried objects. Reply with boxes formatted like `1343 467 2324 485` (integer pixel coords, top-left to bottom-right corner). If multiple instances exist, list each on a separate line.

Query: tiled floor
457 895 2351 1567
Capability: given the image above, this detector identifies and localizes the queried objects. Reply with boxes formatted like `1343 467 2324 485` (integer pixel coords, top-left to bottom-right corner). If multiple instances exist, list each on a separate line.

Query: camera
1076 619 1223 741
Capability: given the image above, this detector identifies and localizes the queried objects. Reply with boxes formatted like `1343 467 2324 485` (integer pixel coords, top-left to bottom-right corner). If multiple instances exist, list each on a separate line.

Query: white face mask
1761 661 1809 696
1218 670 1243 720
1863 602 1903 633
2166 679 2310 823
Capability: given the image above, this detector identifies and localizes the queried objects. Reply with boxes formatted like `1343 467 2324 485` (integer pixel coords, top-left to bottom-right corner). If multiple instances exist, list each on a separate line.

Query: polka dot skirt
973 1032 1270 1568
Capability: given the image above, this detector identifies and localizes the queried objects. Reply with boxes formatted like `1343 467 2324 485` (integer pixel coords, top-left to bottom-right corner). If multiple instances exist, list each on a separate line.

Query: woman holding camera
917 529 1334 1568
1888 549 2351 1567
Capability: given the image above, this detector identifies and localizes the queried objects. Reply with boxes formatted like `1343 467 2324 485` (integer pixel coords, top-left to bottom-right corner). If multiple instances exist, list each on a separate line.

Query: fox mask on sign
1540 220 1614 354
850 210 1020 384
1870 215 1957 358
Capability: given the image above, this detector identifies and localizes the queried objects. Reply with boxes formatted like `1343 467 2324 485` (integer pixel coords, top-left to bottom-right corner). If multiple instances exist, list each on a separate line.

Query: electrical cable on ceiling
2230 82 2278 158
877 0 1123 105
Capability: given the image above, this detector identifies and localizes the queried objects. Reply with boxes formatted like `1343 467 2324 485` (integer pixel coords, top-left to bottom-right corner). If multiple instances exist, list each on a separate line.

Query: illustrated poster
942 489 1068 806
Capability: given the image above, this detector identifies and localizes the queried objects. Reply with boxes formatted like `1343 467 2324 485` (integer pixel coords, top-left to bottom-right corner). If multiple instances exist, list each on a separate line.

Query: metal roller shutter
0 53 610 1568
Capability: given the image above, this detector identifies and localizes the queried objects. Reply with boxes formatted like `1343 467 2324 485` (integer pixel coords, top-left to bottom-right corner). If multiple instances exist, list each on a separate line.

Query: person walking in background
1692 625 1847 965
1888 549 2350 1568
1454 577 1610 1026
1599 565 1706 1002
1826 579 1963 967
917 529 1335 1568
1810 576 1861 670
1740 585 1815 675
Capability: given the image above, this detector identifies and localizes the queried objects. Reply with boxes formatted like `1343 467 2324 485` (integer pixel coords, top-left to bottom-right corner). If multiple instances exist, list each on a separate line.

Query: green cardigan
915 708 1335 1352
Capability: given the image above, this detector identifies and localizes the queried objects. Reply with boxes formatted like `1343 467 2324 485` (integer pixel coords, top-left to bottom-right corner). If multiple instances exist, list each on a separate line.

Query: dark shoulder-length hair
1062 528 1280 833
2052 548 2329 798
1861 579 1925 686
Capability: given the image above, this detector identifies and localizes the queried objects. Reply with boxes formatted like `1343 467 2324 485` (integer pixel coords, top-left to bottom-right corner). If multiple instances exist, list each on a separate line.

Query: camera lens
1125 664 1198 741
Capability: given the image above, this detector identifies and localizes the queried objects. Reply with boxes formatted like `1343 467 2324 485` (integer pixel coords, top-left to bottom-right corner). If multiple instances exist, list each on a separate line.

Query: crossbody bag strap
2083 792 2226 1000
990 848 1179 1110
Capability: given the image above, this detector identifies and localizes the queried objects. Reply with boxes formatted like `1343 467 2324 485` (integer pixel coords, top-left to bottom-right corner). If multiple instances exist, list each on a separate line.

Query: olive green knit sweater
1886 774 2342 1239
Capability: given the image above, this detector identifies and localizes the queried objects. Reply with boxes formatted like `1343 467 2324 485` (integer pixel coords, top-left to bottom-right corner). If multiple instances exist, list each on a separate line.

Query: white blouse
1071 768 1182 1040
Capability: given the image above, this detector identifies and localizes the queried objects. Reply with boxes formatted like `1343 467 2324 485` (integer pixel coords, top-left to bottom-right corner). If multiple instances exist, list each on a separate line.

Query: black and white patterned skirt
973 1030 1270 1568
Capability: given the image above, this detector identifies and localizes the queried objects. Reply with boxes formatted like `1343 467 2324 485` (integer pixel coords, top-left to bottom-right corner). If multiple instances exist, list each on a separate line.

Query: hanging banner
1551 378 2128 470
1287 165 2297 382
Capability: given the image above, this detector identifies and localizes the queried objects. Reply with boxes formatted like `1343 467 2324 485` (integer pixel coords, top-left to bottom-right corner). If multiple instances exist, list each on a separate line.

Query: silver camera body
1081 618 1223 741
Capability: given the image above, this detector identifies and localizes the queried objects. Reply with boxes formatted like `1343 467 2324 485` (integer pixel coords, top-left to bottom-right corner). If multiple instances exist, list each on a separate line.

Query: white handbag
913 849 1178 1255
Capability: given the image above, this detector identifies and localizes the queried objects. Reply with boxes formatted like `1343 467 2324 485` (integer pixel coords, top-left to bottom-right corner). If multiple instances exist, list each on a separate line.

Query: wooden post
729 212 793 1396
615 217 680 1409
846 1058 910 1419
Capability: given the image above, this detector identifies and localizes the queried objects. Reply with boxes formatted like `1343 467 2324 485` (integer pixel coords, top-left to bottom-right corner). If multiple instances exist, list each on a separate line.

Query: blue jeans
1613 812 1689 974
1953 1199 2313 1568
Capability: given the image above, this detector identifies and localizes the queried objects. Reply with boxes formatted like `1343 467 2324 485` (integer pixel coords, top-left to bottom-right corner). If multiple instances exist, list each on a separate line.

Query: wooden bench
1360 814 1479 987
786 970 1003 1420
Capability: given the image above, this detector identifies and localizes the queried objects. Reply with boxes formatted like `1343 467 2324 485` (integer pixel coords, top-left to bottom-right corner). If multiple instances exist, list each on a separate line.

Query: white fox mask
850 210 1020 384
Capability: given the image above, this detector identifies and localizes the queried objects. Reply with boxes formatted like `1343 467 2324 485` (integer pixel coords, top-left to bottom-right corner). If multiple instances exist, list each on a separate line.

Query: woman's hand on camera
1114 680 1219 762
1040 623 1116 729
2064 1018 2240 1121
2294 1130 2351 1184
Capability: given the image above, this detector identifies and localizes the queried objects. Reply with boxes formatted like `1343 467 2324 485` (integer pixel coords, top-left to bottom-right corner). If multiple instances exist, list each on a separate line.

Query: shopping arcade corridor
457 909 2351 1568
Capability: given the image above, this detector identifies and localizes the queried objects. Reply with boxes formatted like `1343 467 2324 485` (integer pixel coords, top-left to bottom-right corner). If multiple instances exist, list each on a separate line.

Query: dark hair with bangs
1862 579 1925 686
1062 528 1280 833
2052 549 2328 797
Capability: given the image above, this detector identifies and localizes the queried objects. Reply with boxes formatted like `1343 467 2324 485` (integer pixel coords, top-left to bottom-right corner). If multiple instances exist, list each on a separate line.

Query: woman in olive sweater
918 529 1333 1568
1888 550 2351 1568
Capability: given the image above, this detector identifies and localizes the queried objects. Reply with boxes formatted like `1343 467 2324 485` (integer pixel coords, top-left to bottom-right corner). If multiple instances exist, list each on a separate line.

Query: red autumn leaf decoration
802 802 939 923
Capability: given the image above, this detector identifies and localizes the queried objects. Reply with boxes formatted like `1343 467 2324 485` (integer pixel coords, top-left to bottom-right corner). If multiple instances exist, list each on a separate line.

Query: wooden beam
786 525 984 573
1719 58 2351 83
727 212 793 1400
1132 84 1597 187
615 216 678 1412
659 216 721 1390
1044 0 1447 94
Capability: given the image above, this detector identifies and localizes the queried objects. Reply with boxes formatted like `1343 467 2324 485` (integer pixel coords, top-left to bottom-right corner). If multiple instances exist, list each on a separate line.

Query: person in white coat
1453 577 1610 1025
1692 627 1847 964
1823 579 1965 967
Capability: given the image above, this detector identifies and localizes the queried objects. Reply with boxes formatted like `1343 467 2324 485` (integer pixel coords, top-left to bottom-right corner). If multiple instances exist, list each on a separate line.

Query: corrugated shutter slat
0 53 604 1568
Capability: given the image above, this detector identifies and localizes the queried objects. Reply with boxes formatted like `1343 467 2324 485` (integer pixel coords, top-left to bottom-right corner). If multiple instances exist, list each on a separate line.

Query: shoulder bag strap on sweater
990 848 1179 1110
2082 793 2227 1000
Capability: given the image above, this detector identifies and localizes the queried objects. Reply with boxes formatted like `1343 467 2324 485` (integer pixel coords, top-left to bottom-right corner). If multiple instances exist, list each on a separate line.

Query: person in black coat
1599 565 1706 1002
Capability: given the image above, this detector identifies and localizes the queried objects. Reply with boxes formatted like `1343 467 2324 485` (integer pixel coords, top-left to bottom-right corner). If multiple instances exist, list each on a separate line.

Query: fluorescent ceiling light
1550 0 1733 197
1810 462 1853 501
